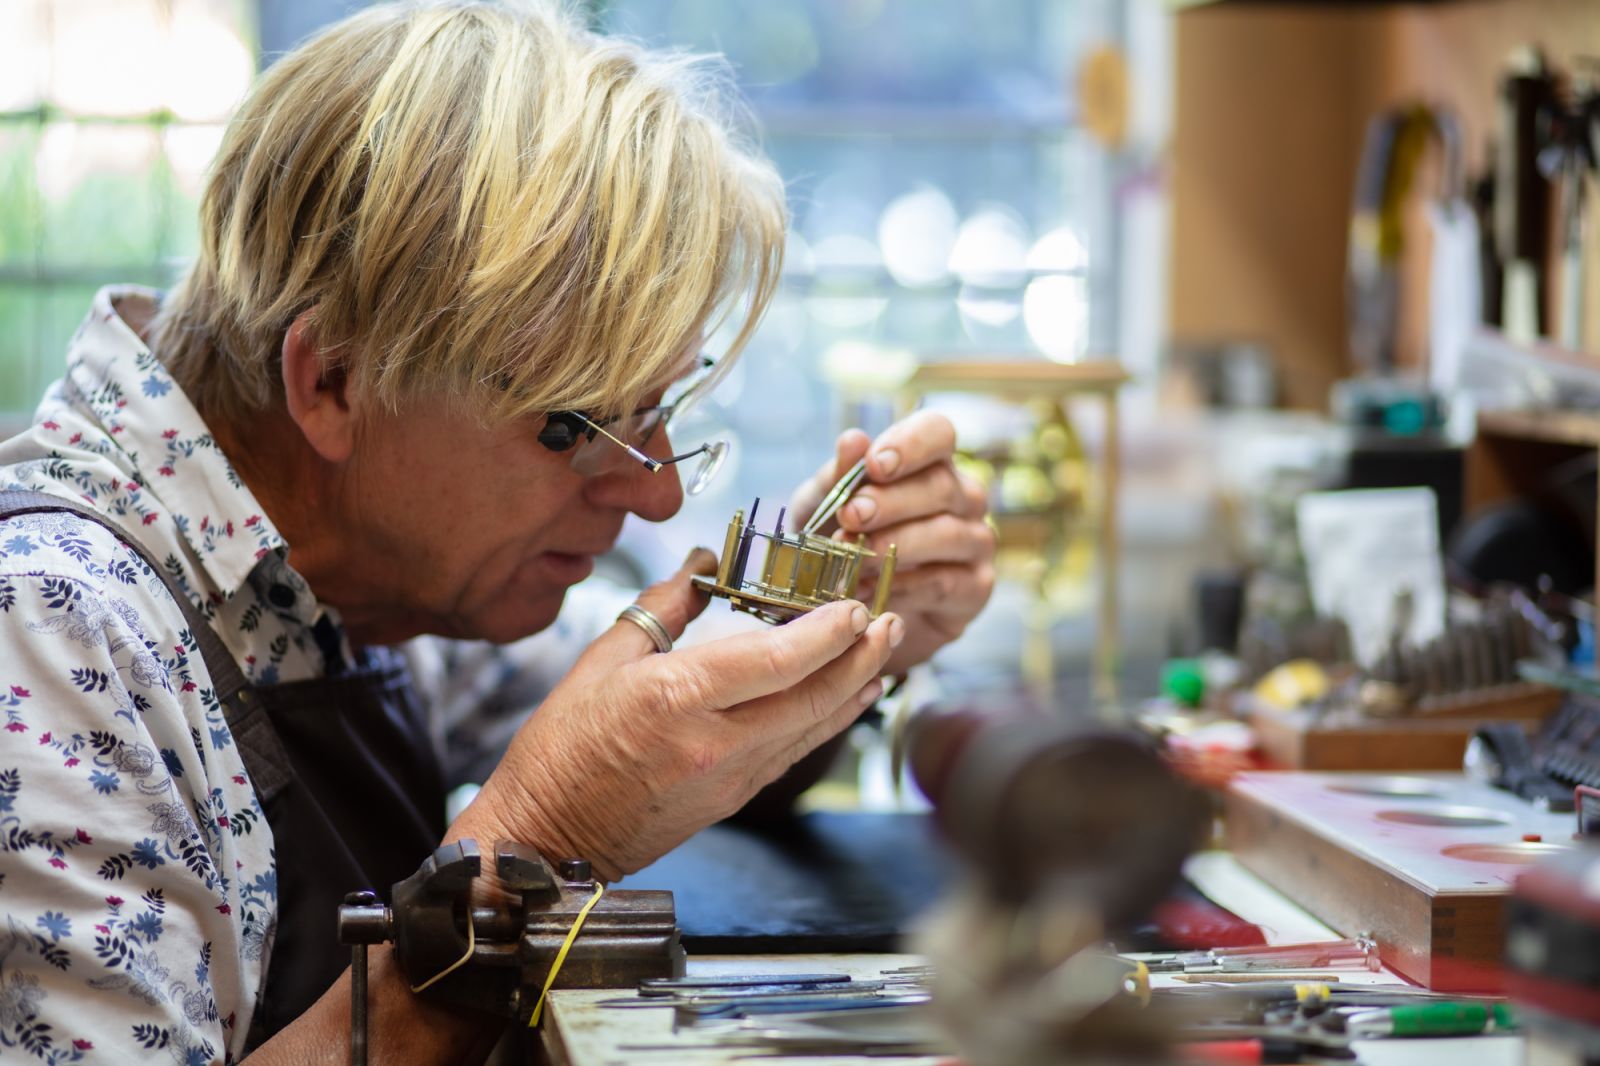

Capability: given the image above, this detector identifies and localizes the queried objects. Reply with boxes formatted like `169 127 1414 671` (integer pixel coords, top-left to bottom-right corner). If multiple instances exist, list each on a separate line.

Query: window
0 0 254 422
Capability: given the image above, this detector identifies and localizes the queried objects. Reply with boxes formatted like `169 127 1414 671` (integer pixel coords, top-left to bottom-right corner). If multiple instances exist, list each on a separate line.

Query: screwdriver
1345 1002 1518 1038
1180 1038 1356 1064
1147 937 1378 974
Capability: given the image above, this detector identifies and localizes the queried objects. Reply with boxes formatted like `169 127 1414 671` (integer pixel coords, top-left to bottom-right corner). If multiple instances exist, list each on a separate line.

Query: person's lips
538 551 596 583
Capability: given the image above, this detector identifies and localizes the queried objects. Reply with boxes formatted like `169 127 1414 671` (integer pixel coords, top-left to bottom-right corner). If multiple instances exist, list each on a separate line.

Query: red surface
1179 1039 1267 1064
1505 969 1600 1025
1150 898 1268 950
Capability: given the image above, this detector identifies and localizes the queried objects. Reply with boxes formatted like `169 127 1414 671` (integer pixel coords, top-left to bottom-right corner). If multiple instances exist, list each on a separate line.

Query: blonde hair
152 0 786 426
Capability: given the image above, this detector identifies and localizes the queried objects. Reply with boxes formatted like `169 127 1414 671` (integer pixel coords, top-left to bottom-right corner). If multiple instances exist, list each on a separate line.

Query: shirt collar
66 286 307 617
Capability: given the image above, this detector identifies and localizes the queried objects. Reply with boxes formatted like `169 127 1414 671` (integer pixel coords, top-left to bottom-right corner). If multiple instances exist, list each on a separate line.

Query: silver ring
617 603 672 654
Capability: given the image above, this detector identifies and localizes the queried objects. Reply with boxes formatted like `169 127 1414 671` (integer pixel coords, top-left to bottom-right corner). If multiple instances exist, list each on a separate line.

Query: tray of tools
1247 602 1562 771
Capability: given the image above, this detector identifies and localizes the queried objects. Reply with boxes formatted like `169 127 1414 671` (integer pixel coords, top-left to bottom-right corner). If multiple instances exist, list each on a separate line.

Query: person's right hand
446 549 903 880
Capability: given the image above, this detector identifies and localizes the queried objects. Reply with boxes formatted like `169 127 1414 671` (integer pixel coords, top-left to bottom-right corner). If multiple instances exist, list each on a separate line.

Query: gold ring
617 603 672 653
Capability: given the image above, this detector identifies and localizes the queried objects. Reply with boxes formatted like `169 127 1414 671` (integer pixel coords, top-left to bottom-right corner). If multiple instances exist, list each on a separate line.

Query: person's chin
472 585 573 644
467 598 566 640
463 553 600 643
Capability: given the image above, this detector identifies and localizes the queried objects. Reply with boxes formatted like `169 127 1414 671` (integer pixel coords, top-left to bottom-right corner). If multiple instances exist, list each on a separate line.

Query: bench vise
338 840 683 1062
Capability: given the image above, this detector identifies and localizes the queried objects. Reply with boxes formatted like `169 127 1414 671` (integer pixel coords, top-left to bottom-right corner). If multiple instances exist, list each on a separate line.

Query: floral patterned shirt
0 287 627 1063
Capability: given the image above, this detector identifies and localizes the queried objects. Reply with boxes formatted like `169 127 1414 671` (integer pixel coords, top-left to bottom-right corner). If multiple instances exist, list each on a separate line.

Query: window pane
163 0 256 122
0 1 47 113
0 287 42 414
46 0 253 120
37 123 165 268
0 126 42 268
43 285 105 373
0 0 251 417
48 0 169 117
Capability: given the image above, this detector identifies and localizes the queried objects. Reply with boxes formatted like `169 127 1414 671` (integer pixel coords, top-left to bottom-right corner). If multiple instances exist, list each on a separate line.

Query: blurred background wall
1172 0 1600 409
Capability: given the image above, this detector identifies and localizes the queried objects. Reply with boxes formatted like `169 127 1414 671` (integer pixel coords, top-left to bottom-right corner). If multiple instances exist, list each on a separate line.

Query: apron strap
0 489 295 802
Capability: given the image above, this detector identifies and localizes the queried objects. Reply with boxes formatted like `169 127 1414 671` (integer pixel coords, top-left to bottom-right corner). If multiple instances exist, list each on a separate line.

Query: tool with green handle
1346 1002 1518 1038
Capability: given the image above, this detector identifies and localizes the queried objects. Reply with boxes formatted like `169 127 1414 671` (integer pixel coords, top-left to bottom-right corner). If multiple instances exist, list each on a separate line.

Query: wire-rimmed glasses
535 358 730 495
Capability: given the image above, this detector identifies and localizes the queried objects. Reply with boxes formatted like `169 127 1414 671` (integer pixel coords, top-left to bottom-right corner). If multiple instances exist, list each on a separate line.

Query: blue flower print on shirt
131 839 165 870
35 912 70 942
2 536 36 557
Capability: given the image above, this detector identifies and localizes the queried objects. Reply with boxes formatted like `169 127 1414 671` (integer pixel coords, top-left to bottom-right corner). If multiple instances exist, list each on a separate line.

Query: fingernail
887 614 905 648
683 546 715 573
874 448 900 477
847 495 877 526
858 680 884 708
849 604 870 634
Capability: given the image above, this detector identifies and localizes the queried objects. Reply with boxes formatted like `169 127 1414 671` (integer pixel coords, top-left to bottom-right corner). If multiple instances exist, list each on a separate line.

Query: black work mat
622 812 956 953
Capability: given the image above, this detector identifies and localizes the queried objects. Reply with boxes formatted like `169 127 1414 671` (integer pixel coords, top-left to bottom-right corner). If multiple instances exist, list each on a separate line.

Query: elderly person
0 1 994 1061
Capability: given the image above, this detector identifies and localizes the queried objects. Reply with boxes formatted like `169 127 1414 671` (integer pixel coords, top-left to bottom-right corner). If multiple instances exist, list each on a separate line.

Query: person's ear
281 308 357 463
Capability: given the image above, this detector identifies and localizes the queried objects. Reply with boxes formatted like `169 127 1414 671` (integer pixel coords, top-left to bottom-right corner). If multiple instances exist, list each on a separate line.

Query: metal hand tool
599 979 893 1009
638 972 850 994
1143 936 1378 974
671 992 933 1026
801 457 869 535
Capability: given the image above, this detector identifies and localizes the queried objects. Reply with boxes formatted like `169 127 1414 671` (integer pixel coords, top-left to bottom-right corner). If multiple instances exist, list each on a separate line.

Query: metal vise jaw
339 840 683 1052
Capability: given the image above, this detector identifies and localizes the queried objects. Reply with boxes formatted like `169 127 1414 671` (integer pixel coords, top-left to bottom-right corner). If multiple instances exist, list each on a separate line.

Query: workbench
539 852 1527 1066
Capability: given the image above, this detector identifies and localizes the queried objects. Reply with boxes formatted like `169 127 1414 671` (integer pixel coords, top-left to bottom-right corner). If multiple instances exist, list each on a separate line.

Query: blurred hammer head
908 708 1205 930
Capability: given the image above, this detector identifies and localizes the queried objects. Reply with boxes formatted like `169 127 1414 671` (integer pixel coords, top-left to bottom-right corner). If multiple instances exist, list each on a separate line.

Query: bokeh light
1027 225 1088 274
878 185 958 288
948 206 1030 288
1023 274 1089 363
821 340 916 392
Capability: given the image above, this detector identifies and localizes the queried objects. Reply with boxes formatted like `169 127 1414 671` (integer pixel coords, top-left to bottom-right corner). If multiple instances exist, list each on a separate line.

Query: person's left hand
789 411 995 676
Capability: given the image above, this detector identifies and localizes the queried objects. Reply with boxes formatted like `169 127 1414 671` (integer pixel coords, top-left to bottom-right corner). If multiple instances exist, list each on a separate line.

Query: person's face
336 376 692 645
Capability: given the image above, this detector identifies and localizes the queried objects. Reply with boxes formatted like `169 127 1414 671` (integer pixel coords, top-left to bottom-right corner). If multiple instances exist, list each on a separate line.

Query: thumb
581 547 718 668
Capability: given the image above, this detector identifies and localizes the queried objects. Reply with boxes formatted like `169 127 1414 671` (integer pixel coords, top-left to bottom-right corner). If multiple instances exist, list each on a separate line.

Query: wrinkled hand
448 551 902 880
789 411 995 676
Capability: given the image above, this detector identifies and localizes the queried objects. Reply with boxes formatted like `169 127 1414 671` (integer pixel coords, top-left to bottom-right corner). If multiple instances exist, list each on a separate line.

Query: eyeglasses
535 358 730 495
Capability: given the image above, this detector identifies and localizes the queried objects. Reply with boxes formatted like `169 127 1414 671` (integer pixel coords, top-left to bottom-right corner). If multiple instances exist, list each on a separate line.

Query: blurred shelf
1475 327 1600 372
906 359 1129 397
1476 409 1600 448
1467 405 1600 642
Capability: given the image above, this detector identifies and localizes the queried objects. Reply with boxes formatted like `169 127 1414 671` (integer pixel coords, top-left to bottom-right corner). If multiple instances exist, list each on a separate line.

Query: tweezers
801 458 870 536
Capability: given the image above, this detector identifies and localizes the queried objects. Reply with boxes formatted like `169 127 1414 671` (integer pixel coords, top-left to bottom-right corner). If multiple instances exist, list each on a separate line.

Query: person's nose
586 427 685 522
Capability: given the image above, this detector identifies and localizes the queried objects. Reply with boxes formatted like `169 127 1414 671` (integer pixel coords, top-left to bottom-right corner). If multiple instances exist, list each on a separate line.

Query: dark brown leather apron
0 491 447 1052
